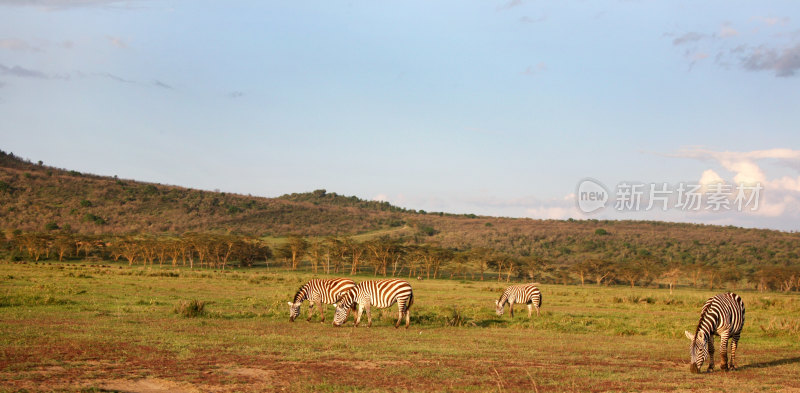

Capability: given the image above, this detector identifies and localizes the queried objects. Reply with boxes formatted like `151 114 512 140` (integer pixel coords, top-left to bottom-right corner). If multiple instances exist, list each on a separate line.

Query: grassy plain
1 261 799 392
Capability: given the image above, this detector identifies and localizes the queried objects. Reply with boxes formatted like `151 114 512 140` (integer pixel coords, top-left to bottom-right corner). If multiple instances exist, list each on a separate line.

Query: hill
2 148 800 290
0 150 403 236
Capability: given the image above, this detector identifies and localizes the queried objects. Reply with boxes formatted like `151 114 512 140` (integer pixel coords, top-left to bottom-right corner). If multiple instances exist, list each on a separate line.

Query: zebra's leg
365 302 373 328
527 304 533 318
319 300 326 323
730 335 740 370
306 301 315 322
354 304 364 328
395 301 404 329
509 302 514 318
719 332 730 371
707 337 716 372
535 305 540 317
405 308 411 329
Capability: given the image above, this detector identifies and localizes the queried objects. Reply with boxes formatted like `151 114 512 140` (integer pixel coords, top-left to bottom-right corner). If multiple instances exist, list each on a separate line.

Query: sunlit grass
1 261 799 392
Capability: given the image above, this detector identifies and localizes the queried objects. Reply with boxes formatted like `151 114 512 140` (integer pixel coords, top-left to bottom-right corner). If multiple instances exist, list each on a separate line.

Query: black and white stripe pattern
287 278 355 322
495 284 542 318
684 292 745 373
333 279 414 328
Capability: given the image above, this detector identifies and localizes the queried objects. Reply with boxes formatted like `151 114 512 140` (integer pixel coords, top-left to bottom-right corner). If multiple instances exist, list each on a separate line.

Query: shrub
45 222 59 231
174 299 205 318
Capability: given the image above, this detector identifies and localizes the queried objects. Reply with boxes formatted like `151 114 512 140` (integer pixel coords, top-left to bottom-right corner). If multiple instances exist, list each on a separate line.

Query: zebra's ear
684 330 694 341
495 299 499 306
287 302 294 306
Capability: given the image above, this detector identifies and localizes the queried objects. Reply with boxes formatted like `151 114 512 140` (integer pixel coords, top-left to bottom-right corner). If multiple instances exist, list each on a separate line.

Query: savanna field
2 261 799 392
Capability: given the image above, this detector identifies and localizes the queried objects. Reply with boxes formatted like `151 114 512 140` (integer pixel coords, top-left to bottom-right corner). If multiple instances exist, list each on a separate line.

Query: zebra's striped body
495 284 542 318
333 279 414 328
287 278 355 322
684 292 745 373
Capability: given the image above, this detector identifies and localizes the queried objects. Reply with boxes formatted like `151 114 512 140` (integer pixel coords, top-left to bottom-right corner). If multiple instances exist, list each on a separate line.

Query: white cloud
106 36 127 49
372 193 389 202
752 16 790 27
698 169 724 188
524 206 575 220
719 23 739 38
675 147 800 222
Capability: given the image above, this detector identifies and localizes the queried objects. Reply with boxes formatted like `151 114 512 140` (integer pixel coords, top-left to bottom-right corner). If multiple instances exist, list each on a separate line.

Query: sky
1 1 799 231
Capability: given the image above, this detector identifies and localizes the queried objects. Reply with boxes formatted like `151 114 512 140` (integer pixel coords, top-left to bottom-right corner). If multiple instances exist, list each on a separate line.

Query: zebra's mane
292 284 309 303
693 299 714 345
497 291 509 306
337 287 357 309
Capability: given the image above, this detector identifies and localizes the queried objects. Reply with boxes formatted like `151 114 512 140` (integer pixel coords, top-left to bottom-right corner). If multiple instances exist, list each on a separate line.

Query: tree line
4 230 799 293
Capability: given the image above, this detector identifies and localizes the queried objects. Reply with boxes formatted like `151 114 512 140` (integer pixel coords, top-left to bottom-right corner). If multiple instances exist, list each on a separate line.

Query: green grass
1 261 799 392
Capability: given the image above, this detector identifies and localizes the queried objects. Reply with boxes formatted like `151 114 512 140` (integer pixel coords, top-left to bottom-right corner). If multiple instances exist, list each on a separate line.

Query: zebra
332 279 414 329
684 292 745 373
287 278 355 322
495 284 542 318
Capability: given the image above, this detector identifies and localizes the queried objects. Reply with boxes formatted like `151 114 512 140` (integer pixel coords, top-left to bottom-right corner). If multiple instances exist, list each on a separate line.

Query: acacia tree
307 239 325 274
468 247 492 280
286 234 309 270
54 234 75 262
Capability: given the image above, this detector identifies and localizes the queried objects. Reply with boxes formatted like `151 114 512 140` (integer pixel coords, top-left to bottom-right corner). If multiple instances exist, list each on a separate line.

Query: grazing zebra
333 279 414 329
684 292 745 373
287 278 355 322
495 284 542 318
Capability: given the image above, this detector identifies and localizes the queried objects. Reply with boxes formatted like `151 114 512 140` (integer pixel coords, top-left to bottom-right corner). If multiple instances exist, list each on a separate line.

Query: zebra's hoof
721 364 729 371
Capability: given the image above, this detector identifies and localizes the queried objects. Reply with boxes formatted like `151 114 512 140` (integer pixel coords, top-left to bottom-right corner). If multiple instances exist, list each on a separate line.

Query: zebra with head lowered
684 292 745 373
495 284 542 318
333 279 414 329
287 278 355 322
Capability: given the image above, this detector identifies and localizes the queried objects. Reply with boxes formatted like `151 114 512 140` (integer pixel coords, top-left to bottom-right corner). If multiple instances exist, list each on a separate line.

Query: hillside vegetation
2 149 800 290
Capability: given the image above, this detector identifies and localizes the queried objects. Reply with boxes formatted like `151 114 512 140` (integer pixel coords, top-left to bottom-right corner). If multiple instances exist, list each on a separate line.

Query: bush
83 214 107 225
174 299 205 318
45 222 59 231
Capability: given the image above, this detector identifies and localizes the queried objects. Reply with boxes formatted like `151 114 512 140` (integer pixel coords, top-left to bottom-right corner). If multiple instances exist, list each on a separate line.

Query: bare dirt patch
98 377 201 393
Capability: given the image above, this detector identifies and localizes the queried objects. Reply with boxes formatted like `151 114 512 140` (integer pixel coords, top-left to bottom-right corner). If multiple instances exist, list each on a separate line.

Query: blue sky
1 1 799 230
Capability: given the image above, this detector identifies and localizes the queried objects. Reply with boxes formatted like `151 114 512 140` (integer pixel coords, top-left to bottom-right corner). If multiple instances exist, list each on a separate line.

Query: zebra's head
332 301 351 327
287 301 301 322
684 330 708 373
332 291 356 327
495 299 504 316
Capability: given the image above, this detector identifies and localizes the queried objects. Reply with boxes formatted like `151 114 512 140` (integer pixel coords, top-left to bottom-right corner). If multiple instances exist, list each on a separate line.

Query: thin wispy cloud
739 43 800 77
672 32 705 46
0 0 145 10
672 17 800 78
96 72 136 84
106 36 127 49
0 38 40 52
153 80 173 89
519 14 546 24
521 62 547 76
752 16 790 27
496 0 522 11
0 63 52 79
719 23 739 38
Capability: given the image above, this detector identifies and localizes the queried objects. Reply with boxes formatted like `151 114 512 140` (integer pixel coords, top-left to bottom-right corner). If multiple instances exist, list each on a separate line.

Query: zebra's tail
537 291 542 308
407 290 415 311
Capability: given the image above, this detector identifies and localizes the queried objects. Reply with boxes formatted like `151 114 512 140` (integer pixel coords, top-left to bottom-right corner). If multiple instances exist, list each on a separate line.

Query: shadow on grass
474 319 507 328
738 356 800 370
